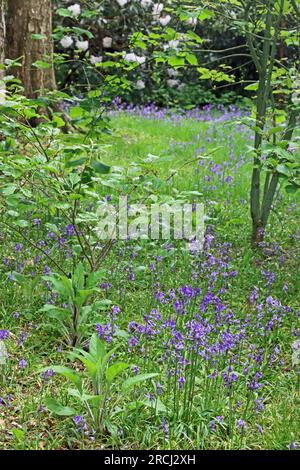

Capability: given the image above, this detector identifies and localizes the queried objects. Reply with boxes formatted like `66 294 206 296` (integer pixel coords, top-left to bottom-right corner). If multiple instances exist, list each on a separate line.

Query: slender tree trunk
6 0 56 98
245 0 285 247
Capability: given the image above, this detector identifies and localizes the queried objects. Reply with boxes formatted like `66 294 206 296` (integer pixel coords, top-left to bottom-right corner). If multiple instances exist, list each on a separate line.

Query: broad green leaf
122 373 159 392
106 362 130 385
44 366 82 389
89 333 106 361
90 160 110 174
244 83 259 91
73 263 85 291
45 398 76 416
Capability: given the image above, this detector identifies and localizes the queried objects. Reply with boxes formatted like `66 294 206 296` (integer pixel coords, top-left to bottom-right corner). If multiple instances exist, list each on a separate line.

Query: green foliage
44 333 160 434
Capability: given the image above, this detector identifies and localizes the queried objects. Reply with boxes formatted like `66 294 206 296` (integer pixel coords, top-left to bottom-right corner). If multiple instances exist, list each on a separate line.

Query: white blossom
167 39 179 50
141 0 152 7
135 80 145 90
167 79 179 88
75 40 89 51
124 53 146 64
67 3 81 16
152 3 164 17
167 68 179 77
159 15 171 26
90 55 103 65
103 37 113 48
60 36 73 49
116 0 129 6
186 17 197 25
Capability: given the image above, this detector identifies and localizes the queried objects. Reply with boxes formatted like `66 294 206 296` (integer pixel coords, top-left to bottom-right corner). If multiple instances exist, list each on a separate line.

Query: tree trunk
0 0 5 75
6 0 56 98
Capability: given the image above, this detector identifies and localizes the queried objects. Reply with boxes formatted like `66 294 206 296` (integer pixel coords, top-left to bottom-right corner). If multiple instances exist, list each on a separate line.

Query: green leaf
66 157 87 168
122 373 159 392
12 428 25 441
43 366 82 389
45 398 76 416
168 56 185 68
106 362 130 385
73 263 85 291
31 34 47 40
56 8 73 17
186 53 198 66
2 184 17 195
32 60 51 69
86 269 105 288
276 164 291 177
244 83 259 91
142 397 168 414
46 275 74 299
75 289 94 307
70 107 86 119
90 160 110 174
89 333 106 361
285 184 298 194
198 9 214 21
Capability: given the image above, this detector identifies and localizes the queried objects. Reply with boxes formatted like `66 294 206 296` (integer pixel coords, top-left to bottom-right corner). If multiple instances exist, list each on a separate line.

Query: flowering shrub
52 0 249 107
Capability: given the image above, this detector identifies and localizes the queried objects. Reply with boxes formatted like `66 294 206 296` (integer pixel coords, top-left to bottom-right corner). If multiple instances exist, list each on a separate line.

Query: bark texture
0 0 5 77
6 0 56 97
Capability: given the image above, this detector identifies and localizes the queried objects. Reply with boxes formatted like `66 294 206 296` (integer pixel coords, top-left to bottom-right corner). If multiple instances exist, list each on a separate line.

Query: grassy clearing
0 110 299 450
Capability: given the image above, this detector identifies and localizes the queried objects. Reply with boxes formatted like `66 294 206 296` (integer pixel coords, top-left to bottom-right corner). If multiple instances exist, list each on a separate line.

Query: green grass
0 111 299 450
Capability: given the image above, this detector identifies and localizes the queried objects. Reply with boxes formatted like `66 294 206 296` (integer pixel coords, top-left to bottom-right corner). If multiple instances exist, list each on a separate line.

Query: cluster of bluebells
91 227 298 438
96 305 121 343
0 330 9 340
40 369 55 383
73 415 95 440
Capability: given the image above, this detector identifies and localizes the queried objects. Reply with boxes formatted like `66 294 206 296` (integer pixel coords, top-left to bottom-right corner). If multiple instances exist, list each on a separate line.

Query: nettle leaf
122 373 159 392
45 398 76 416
